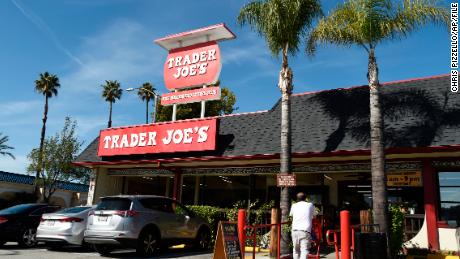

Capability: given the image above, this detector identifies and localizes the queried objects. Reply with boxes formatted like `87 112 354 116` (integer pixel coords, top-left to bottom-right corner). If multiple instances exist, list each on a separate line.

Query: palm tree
137 82 156 124
34 71 60 197
0 133 15 159
102 80 123 128
238 0 322 253
308 0 449 248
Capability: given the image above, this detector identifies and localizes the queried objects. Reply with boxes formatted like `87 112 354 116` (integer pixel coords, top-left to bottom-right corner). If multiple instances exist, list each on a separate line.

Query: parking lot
0 243 212 259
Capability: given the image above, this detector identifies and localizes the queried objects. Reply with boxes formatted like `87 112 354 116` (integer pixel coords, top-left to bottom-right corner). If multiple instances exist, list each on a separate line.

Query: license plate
98 216 108 222
47 220 55 226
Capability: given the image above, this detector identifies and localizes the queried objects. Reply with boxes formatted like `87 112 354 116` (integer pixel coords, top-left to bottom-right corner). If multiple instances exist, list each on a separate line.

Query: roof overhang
154 23 236 51
73 145 460 169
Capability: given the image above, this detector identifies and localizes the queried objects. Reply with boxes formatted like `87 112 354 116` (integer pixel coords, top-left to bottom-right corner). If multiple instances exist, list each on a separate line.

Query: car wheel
93 244 113 256
18 228 37 248
137 229 159 257
195 227 211 250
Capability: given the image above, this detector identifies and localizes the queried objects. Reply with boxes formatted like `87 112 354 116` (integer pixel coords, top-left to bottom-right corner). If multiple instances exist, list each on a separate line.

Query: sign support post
152 93 158 123
201 85 206 118
172 90 178 121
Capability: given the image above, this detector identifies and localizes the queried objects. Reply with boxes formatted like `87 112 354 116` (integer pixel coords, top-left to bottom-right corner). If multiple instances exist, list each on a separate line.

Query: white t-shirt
289 201 315 232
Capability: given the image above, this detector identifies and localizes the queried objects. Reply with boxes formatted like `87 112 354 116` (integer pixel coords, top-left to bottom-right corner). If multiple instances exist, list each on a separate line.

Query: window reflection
438 172 460 227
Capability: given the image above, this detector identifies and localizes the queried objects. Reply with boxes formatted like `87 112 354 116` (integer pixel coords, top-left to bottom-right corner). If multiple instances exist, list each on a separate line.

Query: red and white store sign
98 118 218 156
161 87 221 106
164 41 221 90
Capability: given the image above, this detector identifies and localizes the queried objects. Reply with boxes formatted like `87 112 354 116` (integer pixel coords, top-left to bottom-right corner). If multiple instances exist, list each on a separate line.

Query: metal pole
152 94 158 123
200 85 206 118
340 210 351 259
238 209 247 258
172 90 177 122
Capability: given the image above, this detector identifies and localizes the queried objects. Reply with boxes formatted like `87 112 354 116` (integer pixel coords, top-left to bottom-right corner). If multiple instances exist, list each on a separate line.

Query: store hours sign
97 118 217 156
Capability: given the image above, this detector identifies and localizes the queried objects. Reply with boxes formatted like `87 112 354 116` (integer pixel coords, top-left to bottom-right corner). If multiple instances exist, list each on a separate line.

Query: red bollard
340 210 351 259
237 209 247 258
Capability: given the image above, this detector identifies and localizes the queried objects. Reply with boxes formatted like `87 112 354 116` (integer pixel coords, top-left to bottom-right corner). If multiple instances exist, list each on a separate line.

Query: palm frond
388 0 449 41
101 80 123 103
0 133 15 159
239 0 322 57
308 0 449 54
35 71 60 98
137 82 156 102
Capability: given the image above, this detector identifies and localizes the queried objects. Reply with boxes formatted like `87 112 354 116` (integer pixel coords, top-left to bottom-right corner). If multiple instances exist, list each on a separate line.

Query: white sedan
37 206 95 247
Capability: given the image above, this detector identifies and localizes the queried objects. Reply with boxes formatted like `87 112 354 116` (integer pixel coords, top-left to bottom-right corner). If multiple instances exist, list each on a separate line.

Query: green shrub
186 205 226 245
390 205 405 258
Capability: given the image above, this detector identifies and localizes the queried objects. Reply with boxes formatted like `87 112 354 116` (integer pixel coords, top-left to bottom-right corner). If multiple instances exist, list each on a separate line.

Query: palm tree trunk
368 48 389 247
146 99 149 124
108 102 113 128
34 95 49 201
279 44 293 255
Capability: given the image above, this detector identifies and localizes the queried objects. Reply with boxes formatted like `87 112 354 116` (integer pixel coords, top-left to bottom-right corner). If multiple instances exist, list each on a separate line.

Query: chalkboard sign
213 221 242 259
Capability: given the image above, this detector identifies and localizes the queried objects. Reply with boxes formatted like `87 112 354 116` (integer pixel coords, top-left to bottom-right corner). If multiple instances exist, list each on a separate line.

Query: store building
74 74 460 251
0 171 89 207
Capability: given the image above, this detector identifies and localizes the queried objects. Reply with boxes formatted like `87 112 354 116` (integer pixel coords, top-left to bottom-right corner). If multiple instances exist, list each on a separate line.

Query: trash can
354 232 387 259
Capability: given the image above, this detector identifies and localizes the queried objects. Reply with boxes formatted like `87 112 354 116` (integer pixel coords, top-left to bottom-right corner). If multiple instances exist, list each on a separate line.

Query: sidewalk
242 251 338 259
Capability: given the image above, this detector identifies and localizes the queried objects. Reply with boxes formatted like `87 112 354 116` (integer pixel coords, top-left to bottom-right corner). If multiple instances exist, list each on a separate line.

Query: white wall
0 181 88 207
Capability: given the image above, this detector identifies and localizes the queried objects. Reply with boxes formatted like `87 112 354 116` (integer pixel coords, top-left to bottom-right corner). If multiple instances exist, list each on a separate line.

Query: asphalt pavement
0 243 213 259
0 242 339 259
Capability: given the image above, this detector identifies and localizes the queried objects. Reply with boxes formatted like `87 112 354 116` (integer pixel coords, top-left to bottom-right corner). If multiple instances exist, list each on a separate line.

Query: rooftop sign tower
155 23 235 120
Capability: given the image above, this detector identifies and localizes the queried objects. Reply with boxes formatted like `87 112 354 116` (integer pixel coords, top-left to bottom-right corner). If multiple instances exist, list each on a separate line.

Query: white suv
84 195 211 257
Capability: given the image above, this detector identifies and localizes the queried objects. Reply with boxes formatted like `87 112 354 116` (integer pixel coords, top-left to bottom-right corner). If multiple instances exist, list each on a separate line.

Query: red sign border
97 118 218 157
163 41 222 90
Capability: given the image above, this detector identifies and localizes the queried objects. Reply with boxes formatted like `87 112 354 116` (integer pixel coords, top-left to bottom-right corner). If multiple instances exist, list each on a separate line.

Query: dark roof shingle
75 75 459 163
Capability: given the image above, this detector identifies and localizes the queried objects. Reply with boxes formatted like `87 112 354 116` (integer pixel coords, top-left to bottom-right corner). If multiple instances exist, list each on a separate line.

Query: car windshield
56 206 92 214
96 198 131 211
0 204 41 215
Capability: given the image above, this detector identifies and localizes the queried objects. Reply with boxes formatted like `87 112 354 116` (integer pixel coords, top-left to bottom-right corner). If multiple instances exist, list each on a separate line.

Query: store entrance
123 176 174 196
338 173 424 225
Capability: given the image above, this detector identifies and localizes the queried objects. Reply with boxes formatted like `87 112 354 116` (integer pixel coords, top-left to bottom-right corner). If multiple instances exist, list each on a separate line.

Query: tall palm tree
308 0 449 248
102 80 122 128
0 133 15 159
137 82 156 124
34 71 60 197
238 0 322 253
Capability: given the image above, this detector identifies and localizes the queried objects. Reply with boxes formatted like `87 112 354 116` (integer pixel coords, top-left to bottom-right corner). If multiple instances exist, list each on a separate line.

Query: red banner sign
161 87 221 106
98 118 218 156
164 41 221 90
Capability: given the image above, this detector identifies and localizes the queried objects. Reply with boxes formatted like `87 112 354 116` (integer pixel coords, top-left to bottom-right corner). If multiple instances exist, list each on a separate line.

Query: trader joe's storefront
75 74 460 251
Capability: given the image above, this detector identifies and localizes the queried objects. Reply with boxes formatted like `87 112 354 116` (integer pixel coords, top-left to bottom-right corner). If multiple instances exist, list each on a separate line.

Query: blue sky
0 0 451 173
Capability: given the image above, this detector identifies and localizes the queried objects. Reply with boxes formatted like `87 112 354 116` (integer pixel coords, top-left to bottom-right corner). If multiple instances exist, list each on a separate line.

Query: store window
438 172 460 227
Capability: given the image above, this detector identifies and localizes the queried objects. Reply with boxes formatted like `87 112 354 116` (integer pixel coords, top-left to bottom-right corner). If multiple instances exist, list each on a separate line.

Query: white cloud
61 20 164 95
11 0 83 66
0 100 42 116
0 155 29 174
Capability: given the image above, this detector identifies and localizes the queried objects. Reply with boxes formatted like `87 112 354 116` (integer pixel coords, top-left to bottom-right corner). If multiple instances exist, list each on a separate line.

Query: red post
340 210 351 259
172 171 182 201
422 159 440 251
238 209 247 258
277 223 281 259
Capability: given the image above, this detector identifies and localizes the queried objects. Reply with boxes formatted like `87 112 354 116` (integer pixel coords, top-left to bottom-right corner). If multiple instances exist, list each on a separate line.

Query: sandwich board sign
213 221 242 259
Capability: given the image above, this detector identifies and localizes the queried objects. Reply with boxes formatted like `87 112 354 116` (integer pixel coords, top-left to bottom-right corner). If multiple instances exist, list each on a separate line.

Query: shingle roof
0 171 89 192
75 75 459 164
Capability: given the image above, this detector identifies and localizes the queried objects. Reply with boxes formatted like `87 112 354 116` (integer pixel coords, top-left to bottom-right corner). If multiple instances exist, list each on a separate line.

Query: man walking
290 192 315 259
